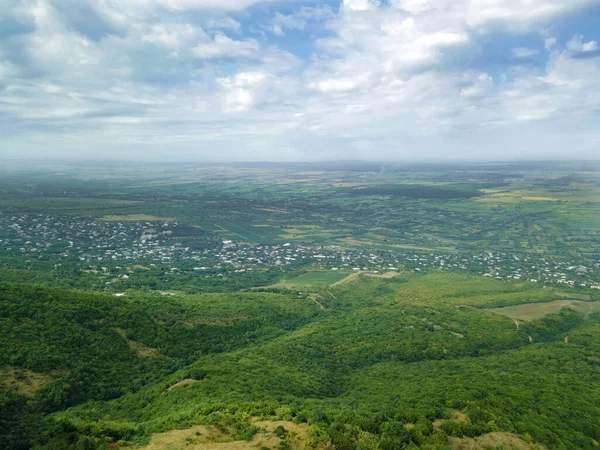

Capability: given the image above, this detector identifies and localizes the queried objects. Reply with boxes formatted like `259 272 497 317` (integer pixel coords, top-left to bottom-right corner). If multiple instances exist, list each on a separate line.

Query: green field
491 299 600 321
1 161 599 254
100 214 175 222
286 270 352 285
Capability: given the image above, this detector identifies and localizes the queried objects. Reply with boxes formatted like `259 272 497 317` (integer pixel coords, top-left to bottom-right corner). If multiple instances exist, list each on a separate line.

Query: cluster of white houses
0 212 598 290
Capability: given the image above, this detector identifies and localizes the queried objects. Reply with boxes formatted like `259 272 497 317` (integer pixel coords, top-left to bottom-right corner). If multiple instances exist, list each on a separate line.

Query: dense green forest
2 271 599 450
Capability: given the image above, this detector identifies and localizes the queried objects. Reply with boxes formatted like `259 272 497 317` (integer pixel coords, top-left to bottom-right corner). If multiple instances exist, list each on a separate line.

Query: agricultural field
99 214 175 222
1 160 599 256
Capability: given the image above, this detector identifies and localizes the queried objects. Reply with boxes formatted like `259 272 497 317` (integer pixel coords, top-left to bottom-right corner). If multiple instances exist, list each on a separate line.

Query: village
0 211 598 291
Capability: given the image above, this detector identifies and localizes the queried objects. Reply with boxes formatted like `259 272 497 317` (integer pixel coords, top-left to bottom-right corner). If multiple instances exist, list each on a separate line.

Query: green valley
1 161 599 450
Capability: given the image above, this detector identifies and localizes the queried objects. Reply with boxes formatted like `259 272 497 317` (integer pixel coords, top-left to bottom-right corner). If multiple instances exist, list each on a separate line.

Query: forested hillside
2 271 599 450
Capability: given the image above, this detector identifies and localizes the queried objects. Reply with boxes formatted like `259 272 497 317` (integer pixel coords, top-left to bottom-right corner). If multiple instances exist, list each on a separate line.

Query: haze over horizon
1 0 600 161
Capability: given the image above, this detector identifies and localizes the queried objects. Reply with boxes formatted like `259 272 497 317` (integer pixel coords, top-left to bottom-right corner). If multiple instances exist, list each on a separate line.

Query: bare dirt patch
434 409 468 429
113 328 160 357
138 420 310 450
308 294 326 309
252 281 296 290
256 208 290 214
271 271 350 287
364 271 402 279
450 410 467 422
331 272 362 286
449 432 546 449
254 420 310 449
167 379 199 392
0 366 54 397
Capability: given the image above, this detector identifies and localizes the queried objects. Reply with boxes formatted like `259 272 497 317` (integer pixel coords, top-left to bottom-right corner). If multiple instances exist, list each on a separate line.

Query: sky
0 0 599 162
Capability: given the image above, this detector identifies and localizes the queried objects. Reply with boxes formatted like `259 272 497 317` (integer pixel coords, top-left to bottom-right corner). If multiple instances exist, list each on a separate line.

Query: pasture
490 300 600 321
287 270 351 285
269 270 353 287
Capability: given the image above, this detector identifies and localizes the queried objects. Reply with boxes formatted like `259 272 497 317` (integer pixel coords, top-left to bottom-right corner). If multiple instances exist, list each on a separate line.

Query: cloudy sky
1 0 599 161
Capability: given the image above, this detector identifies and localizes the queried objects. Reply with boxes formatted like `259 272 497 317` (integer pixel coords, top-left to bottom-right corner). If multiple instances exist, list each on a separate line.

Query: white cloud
317 8 471 78
581 41 598 52
99 0 280 15
567 35 599 53
460 73 493 98
544 37 557 50
308 73 371 93
512 47 539 59
464 0 595 30
418 30 469 47
269 6 334 36
218 71 269 111
343 0 380 12
154 0 272 10
582 40 598 52
193 34 260 60
500 45 600 123
388 0 595 31
206 17 241 33
0 60 18 81
141 24 206 49
1 0 599 160
389 0 433 14
272 12 306 34
272 24 285 36
23 1 103 77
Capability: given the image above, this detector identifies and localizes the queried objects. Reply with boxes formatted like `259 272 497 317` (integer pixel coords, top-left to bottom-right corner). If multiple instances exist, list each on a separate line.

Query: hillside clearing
167 379 198 392
266 270 352 287
331 272 361 286
0 366 54 397
364 271 402 279
490 300 600 321
113 328 161 357
449 432 546 450
138 420 309 450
